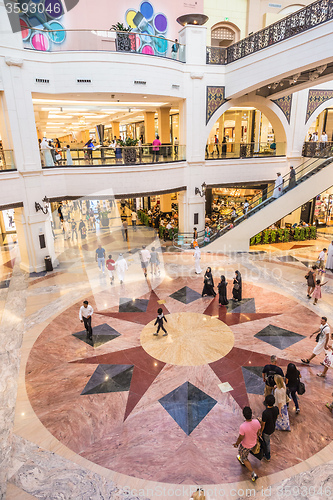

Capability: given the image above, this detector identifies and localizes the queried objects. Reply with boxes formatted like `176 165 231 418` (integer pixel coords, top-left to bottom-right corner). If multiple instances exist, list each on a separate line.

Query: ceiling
32 93 181 138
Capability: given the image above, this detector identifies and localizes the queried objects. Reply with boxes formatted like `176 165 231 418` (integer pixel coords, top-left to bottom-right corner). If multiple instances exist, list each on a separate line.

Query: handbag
297 380 306 395
250 436 265 461
55 153 62 161
233 282 240 290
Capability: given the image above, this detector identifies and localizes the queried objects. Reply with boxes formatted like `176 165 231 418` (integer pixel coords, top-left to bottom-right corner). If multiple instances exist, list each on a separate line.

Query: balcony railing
23 28 185 61
302 141 333 157
207 0 333 65
205 142 286 159
0 150 16 171
41 145 185 168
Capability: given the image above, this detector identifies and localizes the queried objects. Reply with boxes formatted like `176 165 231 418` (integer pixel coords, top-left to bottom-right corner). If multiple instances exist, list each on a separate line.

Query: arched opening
206 106 285 158
210 22 240 47
303 105 333 157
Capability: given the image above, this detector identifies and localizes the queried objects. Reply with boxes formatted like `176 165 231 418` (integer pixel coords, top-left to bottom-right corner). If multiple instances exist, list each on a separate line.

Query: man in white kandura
194 245 202 274
273 173 283 198
115 253 128 284
326 241 333 272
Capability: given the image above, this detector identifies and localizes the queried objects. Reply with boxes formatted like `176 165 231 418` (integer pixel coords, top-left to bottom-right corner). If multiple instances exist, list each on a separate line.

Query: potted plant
111 22 134 52
99 210 109 227
119 137 138 163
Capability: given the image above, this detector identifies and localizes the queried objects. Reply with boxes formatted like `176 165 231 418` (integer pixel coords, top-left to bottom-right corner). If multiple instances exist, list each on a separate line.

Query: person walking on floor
95 244 106 273
233 406 260 482
71 219 77 242
317 248 327 275
194 245 202 274
131 210 138 231
301 317 330 365
79 300 93 342
274 374 291 431
202 267 216 297
262 355 284 398
317 336 333 378
153 308 168 336
285 363 301 414
232 270 242 301
326 241 333 271
122 220 128 241
152 135 161 162
260 394 279 462
305 265 317 298
140 245 151 278
218 275 228 305
312 279 328 305
115 253 128 284
106 254 115 284
150 246 160 276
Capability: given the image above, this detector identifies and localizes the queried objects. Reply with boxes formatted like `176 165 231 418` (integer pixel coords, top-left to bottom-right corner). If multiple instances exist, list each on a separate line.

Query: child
312 279 328 305
154 308 167 336
106 254 115 284
317 248 327 274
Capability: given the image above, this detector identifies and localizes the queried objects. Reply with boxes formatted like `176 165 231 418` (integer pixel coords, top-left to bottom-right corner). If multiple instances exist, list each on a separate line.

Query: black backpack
266 370 276 387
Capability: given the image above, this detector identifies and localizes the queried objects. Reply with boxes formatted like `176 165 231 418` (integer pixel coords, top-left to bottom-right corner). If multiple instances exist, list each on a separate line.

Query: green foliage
305 227 310 239
250 236 256 246
159 226 165 239
278 228 284 242
270 230 277 243
118 137 138 147
255 233 262 244
111 22 132 32
310 225 317 239
294 227 301 240
283 228 290 242
262 230 270 244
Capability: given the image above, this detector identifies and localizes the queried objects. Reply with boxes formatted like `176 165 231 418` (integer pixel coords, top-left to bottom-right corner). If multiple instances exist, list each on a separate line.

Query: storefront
314 188 333 226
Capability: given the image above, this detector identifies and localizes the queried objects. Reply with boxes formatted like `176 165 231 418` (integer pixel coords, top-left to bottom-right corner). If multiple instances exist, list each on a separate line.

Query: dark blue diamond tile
0 279 10 289
159 382 217 435
170 286 202 305
73 323 121 347
81 364 134 395
242 366 265 395
119 297 149 312
227 298 256 313
254 324 305 350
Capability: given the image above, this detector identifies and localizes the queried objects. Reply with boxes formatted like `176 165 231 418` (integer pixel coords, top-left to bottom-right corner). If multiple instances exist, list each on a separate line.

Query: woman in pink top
152 135 161 162
233 406 260 482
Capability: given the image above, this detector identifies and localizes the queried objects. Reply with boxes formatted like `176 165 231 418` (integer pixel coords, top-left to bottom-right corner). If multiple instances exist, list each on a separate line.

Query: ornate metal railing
207 0 333 65
302 141 333 157
206 46 226 65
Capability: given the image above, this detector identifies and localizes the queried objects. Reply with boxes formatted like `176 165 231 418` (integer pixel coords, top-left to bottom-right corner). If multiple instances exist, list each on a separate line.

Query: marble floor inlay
254 324 306 350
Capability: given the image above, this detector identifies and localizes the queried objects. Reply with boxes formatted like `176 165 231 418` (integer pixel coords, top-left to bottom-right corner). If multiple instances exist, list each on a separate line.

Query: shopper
79 300 93 342
285 363 301 414
274 375 291 431
317 248 327 274
122 220 128 241
152 135 161 162
79 219 87 240
115 253 128 284
40 137 54 167
233 406 260 482
214 135 220 156
150 246 160 276
193 246 201 275
318 340 333 378
106 254 115 284
312 279 328 305
171 38 179 59
326 241 333 271
217 275 228 306
260 394 279 461
66 145 73 165
140 245 151 278
153 308 168 336
202 267 216 297
71 219 78 242
301 317 330 365
273 172 283 198
131 210 138 231
262 355 284 398
305 265 317 298
289 166 296 190
232 270 242 301
95 244 106 273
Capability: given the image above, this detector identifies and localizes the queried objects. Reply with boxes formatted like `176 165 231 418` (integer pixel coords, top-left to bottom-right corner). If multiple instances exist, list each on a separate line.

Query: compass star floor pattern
25 277 332 485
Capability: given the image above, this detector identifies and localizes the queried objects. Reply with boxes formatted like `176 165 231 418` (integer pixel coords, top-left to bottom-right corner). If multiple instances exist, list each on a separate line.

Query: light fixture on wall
35 196 49 215
195 182 207 197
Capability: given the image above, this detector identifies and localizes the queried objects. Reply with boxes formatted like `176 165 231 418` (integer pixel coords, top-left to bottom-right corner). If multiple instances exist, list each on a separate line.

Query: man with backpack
262 355 284 397
171 39 179 60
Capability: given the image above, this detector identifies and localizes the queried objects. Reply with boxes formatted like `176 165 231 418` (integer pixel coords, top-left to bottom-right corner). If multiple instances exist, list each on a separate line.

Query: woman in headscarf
115 253 128 284
40 138 54 167
218 275 228 305
232 270 242 301
193 245 202 274
202 267 216 297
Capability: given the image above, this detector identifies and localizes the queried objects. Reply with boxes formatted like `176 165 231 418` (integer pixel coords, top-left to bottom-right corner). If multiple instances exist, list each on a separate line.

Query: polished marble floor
1 223 333 499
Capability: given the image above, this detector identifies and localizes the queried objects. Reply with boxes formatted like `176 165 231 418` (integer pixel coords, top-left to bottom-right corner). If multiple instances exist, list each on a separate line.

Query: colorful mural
19 0 66 51
124 2 169 56
272 95 293 124
306 89 333 123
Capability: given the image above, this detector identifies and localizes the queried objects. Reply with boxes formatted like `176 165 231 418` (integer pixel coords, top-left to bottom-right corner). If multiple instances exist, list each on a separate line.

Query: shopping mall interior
0 0 333 499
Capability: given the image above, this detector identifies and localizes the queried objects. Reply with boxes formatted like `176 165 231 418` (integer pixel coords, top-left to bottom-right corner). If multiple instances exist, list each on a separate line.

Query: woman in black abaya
232 270 242 301
218 275 228 305
202 267 216 297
